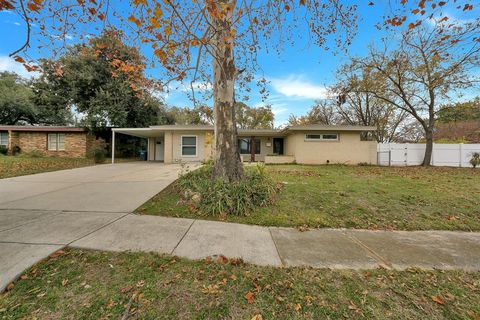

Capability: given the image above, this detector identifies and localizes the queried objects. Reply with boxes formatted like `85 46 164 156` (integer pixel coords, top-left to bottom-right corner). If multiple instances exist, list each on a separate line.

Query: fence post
405 143 409 166
459 143 463 167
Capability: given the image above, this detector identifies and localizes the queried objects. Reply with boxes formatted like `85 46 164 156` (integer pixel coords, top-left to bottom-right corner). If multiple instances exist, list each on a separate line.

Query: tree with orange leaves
3 0 477 177
2 0 357 181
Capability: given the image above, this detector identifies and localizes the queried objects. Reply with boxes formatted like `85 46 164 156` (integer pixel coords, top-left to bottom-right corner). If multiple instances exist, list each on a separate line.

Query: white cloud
0 56 39 79
270 75 330 100
426 13 474 28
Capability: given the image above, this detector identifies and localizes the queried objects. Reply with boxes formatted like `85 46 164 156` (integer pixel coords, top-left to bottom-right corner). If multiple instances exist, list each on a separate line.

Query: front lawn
137 165 480 231
1 249 478 319
0 156 95 179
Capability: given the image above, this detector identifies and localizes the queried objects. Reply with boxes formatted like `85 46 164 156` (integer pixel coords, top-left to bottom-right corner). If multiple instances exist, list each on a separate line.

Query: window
0 132 8 146
181 136 197 156
238 138 261 154
305 133 338 141
48 133 66 151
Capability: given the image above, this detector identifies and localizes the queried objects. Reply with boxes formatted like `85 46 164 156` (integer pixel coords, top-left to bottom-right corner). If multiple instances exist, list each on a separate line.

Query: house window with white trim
0 132 8 146
181 136 197 156
305 133 339 141
48 133 66 151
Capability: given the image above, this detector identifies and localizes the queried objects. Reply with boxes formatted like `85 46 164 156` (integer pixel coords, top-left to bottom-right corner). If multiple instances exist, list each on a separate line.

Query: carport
111 128 164 163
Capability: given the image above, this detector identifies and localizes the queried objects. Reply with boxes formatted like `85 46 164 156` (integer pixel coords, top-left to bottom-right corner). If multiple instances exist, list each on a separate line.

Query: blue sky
0 2 475 126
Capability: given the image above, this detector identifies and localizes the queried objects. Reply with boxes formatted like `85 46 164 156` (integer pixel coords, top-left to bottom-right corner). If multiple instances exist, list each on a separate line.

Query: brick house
0 126 98 158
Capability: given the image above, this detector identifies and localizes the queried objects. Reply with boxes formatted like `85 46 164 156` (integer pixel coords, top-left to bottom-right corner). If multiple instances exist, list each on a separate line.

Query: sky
0 2 476 127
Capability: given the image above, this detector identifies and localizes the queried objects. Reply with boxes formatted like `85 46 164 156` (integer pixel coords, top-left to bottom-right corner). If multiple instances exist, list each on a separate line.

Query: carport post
111 129 115 164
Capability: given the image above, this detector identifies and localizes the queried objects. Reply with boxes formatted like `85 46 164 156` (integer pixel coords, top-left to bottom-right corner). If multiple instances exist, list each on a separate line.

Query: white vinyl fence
377 143 480 167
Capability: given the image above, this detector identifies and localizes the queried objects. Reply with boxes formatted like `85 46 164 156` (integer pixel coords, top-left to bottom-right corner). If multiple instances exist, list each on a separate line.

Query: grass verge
1 249 479 319
137 164 480 231
0 156 96 179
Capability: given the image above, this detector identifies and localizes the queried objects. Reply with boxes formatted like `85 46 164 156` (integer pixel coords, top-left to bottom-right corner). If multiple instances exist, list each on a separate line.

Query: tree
167 105 214 125
34 31 167 129
288 100 338 126
235 102 274 129
4 0 357 182
437 97 480 123
435 97 480 143
351 21 480 165
333 65 408 142
0 72 36 125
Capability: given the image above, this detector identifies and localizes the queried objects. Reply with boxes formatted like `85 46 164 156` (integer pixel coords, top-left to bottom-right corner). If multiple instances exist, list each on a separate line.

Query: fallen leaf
251 314 263 320
36 292 46 298
120 285 134 294
6 283 14 291
432 295 446 305
245 291 255 304
136 280 145 288
294 303 302 311
20 275 28 280
106 299 117 309
202 284 221 294
216 255 229 264
49 250 65 258
61 279 69 286
230 274 237 281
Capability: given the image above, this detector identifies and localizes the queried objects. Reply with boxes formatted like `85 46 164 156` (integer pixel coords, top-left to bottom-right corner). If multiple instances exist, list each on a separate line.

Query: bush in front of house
470 152 480 168
18 150 45 158
177 163 281 217
12 145 21 155
88 146 107 163
0 145 7 155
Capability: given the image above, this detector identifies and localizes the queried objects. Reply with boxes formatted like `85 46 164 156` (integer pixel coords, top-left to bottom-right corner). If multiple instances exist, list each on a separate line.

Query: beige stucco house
113 124 377 165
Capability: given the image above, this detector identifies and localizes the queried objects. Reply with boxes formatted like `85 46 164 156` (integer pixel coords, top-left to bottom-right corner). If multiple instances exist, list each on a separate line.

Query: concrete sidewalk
2 211 479 291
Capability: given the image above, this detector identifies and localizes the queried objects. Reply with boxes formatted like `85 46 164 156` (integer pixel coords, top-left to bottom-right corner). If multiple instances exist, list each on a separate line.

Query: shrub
0 145 7 155
88 146 107 163
177 163 281 217
12 145 21 155
18 149 45 158
470 152 480 168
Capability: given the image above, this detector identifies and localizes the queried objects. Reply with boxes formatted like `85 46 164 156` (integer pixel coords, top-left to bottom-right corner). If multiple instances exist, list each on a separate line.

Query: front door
155 138 164 161
273 138 284 155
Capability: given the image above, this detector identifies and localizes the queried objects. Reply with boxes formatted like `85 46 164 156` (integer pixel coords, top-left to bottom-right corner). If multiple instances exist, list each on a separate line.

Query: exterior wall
164 131 173 163
171 131 209 163
13 132 88 158
285 131 377 165
265 155 295 164
8 131 19 154
238 136 274 162
147 137 156 161
159 129 377 165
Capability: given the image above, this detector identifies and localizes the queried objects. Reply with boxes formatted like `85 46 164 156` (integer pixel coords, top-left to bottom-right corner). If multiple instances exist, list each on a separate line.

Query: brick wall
13 132 88 158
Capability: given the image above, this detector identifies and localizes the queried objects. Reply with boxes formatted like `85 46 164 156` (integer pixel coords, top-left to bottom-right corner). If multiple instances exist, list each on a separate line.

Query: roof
284 124 376 132
149 124 214 131
0 125 86 132
112 124 376 138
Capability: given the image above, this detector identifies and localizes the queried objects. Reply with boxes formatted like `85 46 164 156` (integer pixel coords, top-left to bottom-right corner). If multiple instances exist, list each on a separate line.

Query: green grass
0 156 95 179
137 165 480 231
1 249 479 319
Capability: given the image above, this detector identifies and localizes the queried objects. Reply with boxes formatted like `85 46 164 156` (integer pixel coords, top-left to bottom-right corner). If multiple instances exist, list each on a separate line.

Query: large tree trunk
422 127 434 166
211 3 244 182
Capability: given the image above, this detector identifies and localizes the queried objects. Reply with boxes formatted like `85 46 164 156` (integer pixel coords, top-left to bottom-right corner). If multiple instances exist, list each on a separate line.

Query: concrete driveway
0 162 195 291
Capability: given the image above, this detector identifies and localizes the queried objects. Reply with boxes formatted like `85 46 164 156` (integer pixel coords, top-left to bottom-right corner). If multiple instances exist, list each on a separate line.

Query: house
112 124 378 165
0 125 96 158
